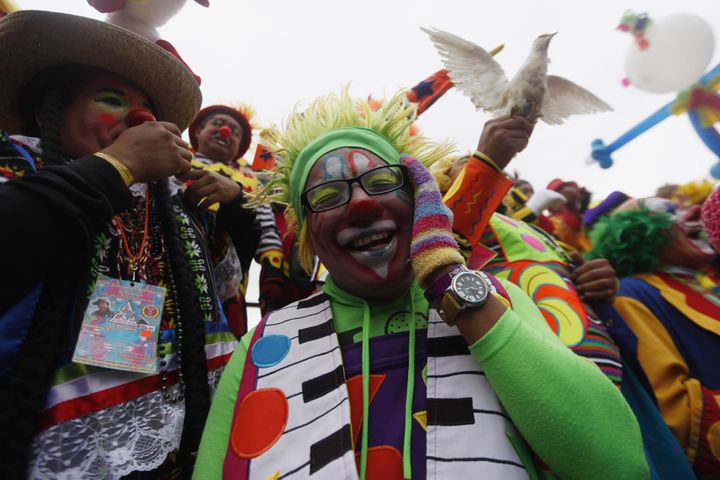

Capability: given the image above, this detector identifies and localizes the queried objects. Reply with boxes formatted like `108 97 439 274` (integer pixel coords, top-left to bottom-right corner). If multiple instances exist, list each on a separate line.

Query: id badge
73 275 166 374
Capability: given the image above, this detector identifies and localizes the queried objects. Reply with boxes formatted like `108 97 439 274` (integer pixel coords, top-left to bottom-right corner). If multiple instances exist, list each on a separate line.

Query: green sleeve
194 328 255 480
470 281 649 480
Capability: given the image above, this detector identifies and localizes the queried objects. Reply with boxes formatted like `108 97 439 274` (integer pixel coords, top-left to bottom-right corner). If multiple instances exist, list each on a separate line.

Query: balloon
688 108 720 179
591 65 720 176
625 14 715 93
591 103 672 168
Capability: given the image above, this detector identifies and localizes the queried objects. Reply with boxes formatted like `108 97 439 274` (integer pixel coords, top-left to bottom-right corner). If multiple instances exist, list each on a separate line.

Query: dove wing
421 26 508 111
541 75 613 125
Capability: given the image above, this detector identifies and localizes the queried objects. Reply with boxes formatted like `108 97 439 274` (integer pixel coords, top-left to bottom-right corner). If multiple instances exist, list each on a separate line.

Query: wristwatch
425 265 491 326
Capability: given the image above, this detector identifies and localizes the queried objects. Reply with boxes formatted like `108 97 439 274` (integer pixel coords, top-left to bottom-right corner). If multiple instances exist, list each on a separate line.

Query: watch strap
424 264 468 303
438 290 463 326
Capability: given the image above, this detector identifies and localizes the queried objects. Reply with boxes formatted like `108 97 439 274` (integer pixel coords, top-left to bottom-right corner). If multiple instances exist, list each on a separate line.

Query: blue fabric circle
251 334 291 368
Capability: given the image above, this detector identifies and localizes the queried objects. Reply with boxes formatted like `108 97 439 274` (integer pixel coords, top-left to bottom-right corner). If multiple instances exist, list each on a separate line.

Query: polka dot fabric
702 187 720 252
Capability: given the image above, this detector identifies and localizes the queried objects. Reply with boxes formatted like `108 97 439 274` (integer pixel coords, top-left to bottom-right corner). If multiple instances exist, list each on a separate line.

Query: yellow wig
676 179 716 206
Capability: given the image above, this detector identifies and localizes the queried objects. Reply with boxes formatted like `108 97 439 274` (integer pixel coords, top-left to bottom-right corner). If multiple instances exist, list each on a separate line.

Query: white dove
422 27 612 124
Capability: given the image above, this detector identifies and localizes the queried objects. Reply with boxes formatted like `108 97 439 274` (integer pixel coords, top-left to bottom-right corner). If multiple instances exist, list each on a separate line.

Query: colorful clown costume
443 158 622 385
194 276 647 479
598 268 720 477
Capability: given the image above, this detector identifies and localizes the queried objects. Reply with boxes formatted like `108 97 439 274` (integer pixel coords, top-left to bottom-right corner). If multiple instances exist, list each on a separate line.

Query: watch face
452 272 489 305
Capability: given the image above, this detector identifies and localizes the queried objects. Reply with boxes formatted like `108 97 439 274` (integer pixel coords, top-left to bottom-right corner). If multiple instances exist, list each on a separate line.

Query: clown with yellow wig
194 89 648 480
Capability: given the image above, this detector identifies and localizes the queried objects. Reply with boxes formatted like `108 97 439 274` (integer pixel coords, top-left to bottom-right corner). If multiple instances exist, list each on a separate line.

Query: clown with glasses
195 90 648 480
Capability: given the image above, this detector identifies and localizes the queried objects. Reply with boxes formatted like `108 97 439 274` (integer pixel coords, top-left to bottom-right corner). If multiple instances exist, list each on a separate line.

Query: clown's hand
402 155 465 288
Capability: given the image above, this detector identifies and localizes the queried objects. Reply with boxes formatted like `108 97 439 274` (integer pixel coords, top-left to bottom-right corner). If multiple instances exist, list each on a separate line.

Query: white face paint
310 150 374 186
336 219 398 278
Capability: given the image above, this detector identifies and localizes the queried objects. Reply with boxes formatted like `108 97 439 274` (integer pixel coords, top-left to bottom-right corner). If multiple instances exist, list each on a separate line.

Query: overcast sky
17 0 720 199
16 0 720 326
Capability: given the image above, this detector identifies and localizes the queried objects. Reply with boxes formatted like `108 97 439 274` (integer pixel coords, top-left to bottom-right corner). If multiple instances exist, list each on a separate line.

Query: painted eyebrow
95 87 157 114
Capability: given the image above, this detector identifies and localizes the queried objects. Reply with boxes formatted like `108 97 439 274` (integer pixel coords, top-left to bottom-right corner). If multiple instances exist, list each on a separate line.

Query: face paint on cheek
98 112 120 128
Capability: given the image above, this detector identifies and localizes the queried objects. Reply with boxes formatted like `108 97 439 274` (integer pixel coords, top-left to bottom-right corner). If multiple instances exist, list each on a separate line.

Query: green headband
289 127 401 224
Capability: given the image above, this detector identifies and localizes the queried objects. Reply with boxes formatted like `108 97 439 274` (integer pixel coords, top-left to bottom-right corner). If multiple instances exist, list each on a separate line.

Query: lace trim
29 369 224 480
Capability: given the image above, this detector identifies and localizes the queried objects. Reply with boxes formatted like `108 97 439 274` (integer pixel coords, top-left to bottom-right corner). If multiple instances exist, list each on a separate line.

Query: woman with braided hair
194 89 648 479
0 10 252 479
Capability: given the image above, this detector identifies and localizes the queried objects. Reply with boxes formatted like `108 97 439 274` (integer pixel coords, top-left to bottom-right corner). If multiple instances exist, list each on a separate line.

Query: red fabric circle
230 388 288 459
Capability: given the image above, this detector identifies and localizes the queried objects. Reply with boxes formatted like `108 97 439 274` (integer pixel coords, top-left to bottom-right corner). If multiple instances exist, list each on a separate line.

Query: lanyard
113 184 150 284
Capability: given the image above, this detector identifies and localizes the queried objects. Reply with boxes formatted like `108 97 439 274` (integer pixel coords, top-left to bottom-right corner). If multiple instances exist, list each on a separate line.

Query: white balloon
625 13 715 93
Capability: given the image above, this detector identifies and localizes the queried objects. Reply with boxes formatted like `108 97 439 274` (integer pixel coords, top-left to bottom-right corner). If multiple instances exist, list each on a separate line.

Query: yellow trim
473 150 502 173
613 296 703 462
637 273 720 336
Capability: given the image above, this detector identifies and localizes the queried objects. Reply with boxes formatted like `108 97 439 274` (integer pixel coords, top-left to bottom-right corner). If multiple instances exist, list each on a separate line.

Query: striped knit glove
402 155 465 287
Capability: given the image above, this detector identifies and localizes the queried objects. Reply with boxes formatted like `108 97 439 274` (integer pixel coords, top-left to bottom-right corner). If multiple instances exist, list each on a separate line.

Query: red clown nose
125 108 157 127
218 125 232 138
346 198 383 226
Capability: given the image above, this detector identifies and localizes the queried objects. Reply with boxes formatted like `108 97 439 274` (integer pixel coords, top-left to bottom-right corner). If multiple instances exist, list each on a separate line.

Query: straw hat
0 10 202 133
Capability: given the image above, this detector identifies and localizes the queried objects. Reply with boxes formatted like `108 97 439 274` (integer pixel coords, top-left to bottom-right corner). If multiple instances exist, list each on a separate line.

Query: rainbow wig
253 87 454 272
587 206 676 277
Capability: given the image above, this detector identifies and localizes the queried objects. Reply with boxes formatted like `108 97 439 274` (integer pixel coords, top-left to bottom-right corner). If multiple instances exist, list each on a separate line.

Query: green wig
587 206 676 277
252 87 454 272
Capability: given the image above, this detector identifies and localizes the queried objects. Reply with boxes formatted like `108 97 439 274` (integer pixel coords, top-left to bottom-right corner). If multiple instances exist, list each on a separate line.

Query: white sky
15 0 720 327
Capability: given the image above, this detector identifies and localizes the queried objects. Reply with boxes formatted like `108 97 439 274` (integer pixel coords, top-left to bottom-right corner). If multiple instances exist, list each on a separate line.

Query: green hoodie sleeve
194 328 255 480
470 280 648 480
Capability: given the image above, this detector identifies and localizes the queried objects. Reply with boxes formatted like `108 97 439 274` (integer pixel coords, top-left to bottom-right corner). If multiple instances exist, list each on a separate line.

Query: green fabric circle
289 127 401 224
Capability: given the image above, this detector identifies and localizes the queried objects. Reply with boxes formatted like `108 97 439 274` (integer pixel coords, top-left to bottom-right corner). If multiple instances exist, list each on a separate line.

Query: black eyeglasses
302 165 407 213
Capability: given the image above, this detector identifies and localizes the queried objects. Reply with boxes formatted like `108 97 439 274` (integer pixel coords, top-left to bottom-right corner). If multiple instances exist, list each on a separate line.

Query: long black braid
36 85 71 166
0 67 93 479
154 180 210 477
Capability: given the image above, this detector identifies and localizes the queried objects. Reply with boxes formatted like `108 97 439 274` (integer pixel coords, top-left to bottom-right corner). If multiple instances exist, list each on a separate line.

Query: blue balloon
710 162 720 179
589 63 720 171
591 139 614 168
688 108 720 178
688 105 720 179
688 109 720 155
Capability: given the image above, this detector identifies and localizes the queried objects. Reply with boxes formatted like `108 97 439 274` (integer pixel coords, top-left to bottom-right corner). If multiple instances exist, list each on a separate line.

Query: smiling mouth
349 231 394 251
337 220 398 251
212 135 231 148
